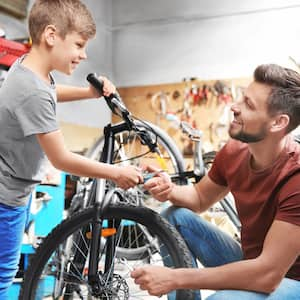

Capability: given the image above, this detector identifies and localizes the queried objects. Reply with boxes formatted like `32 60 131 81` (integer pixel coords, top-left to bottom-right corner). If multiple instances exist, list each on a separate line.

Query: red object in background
0 37 30 69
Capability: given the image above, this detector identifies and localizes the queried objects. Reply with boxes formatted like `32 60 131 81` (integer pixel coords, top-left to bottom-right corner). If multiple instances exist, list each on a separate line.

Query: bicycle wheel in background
86 120 186 180
19 204 195 300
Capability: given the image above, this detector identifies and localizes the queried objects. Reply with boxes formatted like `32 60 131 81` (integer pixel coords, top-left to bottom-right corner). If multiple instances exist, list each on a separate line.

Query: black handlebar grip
87 73 104 96
86 73 129 117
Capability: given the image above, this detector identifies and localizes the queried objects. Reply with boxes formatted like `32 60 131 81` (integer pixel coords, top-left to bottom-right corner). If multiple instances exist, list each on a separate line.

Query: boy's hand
143 165 173 202
101 76 116 97
113 166 143 190
89 76 116 98
131 266 175 296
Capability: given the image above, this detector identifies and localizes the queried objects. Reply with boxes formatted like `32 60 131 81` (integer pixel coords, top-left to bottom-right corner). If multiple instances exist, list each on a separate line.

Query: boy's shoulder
0 59 56 112
3 58 55 96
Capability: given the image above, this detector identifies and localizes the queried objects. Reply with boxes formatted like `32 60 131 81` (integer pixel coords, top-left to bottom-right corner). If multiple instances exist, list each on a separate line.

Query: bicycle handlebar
87 73 129 120
87 73 160 153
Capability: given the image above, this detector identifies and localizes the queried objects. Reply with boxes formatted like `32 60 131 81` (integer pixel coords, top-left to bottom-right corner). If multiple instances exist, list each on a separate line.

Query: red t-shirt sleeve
276 173 300 227
208 144 229 186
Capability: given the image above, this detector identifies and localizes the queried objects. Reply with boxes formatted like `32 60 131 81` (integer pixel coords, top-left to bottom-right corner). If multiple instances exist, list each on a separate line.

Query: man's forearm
169 185 203 212
173 258 277 294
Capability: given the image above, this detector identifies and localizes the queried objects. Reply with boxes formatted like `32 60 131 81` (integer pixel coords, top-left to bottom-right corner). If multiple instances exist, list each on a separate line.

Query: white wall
55 0 113 128
1 0 300 127
112 0 300 86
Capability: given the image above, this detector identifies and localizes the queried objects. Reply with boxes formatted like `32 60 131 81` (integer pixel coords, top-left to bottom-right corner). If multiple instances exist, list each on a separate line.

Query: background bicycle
173 121 241 240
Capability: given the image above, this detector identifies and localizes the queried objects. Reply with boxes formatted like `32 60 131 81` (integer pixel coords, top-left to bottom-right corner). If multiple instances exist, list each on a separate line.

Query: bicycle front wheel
20 204 194 300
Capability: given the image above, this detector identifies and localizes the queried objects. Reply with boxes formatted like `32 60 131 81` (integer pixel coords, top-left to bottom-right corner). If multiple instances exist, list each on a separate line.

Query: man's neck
248 135 287 170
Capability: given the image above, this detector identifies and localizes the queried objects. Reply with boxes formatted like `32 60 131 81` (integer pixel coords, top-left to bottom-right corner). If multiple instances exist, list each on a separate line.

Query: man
132 64 300 299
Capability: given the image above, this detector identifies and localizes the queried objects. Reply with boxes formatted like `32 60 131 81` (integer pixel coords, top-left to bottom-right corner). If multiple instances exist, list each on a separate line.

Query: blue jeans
163 206 300 300
0 199 31 300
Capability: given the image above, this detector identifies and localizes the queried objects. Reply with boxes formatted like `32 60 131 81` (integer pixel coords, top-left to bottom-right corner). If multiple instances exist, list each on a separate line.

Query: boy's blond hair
28 0 96 44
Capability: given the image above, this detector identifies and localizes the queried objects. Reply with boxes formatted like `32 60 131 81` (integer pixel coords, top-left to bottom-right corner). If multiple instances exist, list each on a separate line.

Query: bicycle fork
87 123 124 296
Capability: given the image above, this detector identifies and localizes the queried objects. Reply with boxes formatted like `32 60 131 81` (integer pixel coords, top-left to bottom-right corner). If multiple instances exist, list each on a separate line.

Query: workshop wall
1 0 300 147
112 0 300 87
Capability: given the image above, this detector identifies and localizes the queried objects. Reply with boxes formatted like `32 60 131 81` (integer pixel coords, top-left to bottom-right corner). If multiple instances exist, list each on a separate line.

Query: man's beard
229 126 267 143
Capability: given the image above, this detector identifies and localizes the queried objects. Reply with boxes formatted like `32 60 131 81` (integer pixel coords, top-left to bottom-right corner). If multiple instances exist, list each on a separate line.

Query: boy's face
51 31 88 75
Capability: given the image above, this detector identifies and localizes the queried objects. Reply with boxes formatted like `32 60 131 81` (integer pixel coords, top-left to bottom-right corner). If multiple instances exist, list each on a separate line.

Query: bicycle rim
20 204 194 300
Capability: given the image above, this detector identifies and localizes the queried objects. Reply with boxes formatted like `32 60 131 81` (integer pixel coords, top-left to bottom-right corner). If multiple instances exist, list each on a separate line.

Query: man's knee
161 206 194 224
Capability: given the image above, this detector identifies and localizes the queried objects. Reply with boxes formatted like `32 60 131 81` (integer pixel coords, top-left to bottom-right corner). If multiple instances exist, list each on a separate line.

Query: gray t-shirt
0 58 59 206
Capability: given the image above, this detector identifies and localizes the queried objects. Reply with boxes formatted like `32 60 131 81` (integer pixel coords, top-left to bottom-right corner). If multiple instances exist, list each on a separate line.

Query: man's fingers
131 268 144 278
144 164 161 173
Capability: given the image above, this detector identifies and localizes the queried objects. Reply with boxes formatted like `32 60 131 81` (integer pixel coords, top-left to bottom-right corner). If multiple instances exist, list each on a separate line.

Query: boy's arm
132 219 300 296
56 77 116 102
56 84 98 102
37 129 142 189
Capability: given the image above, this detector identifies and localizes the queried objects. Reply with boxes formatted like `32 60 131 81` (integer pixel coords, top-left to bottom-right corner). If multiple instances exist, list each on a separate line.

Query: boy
0 0 142 298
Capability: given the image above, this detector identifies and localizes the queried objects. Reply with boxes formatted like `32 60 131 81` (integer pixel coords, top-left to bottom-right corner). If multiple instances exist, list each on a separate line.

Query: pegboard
115 77 251 161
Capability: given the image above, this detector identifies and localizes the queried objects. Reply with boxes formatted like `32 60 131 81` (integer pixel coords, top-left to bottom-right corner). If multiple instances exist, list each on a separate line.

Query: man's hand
143 165 173 202
131 266 176 296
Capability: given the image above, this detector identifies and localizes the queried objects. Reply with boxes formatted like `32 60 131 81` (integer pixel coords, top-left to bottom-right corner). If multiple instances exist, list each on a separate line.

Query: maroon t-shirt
208 136 300 280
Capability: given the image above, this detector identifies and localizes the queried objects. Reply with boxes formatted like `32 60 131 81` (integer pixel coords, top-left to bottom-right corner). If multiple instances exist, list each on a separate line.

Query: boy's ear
44 25 57 46
270 114 290 133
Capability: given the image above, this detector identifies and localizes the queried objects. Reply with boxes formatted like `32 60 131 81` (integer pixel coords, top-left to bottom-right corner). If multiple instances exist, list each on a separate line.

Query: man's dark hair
254 64 300 133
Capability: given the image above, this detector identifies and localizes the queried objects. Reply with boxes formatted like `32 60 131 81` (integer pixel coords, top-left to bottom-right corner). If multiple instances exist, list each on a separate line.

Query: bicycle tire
19 204 195 300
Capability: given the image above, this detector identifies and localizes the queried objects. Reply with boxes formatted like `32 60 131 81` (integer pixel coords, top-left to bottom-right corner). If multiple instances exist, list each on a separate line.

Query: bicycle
86 117 241 234
19 74 195 300
69 99 188 263
172 121 241 235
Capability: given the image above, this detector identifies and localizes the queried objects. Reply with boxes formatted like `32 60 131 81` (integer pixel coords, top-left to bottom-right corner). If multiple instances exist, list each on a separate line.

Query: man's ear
44 25 57 46
270 114 290 133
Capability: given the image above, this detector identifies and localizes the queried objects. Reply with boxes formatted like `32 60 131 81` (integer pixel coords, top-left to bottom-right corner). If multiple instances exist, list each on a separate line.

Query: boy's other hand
88 75 116 98
101 76 116 97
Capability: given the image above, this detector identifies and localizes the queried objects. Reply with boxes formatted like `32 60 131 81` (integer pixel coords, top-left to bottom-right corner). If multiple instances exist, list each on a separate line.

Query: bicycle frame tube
88 122 131 293
94 122 130 208
193 138 205 178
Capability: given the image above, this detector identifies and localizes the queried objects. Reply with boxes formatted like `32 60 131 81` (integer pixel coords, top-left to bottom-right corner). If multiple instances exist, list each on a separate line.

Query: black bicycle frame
87 121 131 294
